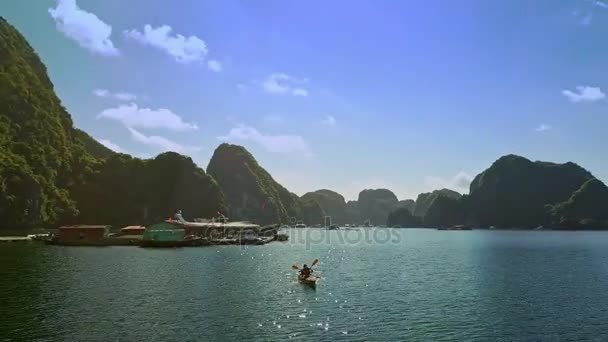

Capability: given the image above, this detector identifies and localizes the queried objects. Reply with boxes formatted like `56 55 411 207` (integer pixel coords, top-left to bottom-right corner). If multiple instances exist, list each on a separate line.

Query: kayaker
300 264 312 278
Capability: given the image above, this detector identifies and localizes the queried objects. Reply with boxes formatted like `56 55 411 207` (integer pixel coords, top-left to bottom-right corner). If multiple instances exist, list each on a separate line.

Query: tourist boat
295 223 306 228
26 233 51 241
327 225 340 230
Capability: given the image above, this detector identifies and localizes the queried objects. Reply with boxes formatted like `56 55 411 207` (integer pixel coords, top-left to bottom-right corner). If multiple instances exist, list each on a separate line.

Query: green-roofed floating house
141 211 282 247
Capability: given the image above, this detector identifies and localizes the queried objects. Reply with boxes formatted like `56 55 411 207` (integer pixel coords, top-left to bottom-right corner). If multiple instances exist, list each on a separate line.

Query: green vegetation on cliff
72 153 227 227
0 17 90 228
301 189 347 224
413 189 461 217
207 143 323 225
74 129 115 160
345 200 360 224
548 178 608 229
394 199 416 213
386 207 421 227
358 189 398 225
467 155 594 228
0 18 226 229
424 195 466 227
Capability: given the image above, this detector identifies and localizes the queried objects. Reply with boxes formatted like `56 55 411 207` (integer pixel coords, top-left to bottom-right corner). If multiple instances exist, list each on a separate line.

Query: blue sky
2 0 608 200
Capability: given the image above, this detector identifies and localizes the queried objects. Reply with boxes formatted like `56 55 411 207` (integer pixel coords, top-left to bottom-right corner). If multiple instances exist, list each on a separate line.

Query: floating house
141 222 197 247
120 225 146 235
56 225 110 245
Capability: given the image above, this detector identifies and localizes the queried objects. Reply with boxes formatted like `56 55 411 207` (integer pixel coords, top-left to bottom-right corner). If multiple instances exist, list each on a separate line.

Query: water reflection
2 230 608 340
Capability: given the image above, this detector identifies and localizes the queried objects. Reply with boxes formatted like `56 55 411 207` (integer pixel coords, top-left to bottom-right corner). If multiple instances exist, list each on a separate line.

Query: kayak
298 275 319 286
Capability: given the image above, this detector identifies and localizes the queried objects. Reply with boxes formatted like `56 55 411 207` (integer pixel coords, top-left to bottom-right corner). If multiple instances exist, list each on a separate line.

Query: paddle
292 259 319 271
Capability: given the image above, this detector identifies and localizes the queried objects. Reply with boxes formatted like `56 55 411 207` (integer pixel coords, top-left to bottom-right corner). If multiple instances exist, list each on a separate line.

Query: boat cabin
120 225 146 235
143 222 185 241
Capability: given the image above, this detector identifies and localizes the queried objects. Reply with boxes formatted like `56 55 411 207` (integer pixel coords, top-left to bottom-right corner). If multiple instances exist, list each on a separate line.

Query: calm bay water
2 228 608 341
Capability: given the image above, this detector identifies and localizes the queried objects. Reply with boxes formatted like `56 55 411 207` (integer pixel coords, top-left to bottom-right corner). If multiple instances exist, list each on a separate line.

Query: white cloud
114 92 137 101
535 124 552 132
94 88 110 97
95 138 126 153
236 83 248 91
425 171 473 194
124 25 208 63
49 0 119 56
128 127 201 154
218 124 312 156
94 89 137 101
562 86 605 102
207 59 222 72
262 73 309 96
321 115 336 126
98 103 198 131
292 88 308 96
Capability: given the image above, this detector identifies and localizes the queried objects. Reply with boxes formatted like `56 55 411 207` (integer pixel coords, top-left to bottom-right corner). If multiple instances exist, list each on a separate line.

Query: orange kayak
298 275 318 286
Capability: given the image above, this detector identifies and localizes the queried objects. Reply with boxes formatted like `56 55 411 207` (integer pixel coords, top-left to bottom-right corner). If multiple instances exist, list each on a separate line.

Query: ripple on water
3 230 608 340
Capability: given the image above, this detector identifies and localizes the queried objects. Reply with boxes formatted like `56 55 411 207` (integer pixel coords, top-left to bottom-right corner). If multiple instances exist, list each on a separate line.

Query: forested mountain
0 17 225 229
2 16 608 230
358 189 398 225
207 143 324 225
548 178 608 229
301 189 348 224
413 189 461 217
0 17 92 228
467 155 594 228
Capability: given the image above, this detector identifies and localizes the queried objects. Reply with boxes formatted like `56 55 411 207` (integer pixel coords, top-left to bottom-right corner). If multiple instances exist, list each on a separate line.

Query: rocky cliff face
0 18 225 228
72 153 227 226
424 195 466 227
467 154 594 228
548 178 608 229
394 199 416 214
301 189 347 224
413 189 461 217
207 143 323 225
0 17 94 228
357 189 399 225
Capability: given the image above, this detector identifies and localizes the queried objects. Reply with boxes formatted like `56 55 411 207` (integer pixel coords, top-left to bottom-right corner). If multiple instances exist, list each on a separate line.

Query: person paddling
299 264 313 278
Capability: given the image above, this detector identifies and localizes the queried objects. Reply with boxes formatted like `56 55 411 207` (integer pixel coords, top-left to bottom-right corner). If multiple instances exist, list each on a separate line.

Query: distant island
1 17 607 231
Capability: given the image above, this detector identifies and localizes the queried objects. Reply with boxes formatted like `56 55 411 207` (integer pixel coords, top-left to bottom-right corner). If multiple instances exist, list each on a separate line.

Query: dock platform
0 236 33 242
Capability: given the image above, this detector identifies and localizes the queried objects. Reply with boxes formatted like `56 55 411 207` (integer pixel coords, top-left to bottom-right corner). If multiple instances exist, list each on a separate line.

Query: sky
2 0 608 200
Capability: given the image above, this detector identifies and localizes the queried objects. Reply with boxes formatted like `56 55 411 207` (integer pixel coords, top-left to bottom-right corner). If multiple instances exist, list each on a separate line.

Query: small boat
26 233 51 241
298 275 319 287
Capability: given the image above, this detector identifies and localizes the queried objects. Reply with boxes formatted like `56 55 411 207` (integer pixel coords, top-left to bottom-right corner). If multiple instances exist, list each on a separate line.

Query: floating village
0 211 289 247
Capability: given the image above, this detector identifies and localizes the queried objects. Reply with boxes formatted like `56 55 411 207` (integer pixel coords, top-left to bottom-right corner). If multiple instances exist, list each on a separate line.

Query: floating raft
0 236 33 243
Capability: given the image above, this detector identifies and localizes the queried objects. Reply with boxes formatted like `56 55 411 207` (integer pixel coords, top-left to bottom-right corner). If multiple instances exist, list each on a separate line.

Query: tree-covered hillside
0 17 91 228
0 17 226 229
207 143 324 225
467 155 594 228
